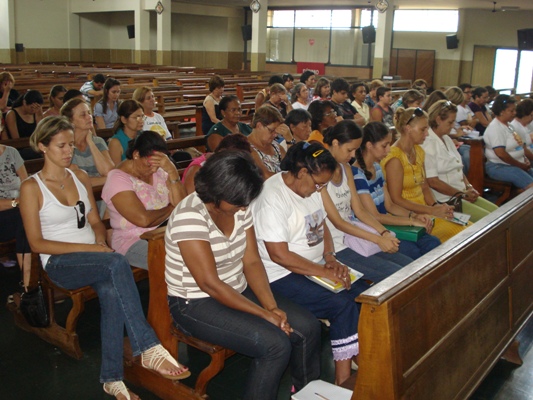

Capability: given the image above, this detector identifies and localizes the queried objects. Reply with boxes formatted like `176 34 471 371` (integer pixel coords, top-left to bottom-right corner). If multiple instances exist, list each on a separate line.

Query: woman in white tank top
19 116 190 399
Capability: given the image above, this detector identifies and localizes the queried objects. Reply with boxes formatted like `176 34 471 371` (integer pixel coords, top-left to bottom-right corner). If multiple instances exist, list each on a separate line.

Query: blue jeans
336 247 413 284
485 162 533 189
271 273 367 362
398 233 441 260
458 144 470 175
169 288 320 400
45 252 159 383
125 239 148 269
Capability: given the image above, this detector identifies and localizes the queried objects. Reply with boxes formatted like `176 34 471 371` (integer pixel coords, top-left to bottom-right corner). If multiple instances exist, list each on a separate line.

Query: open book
306 266 364 293
451 211 471 226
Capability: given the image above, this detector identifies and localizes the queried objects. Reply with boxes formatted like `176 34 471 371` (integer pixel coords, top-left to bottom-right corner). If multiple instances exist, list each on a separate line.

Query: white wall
79 13 111 49
109 11 135 50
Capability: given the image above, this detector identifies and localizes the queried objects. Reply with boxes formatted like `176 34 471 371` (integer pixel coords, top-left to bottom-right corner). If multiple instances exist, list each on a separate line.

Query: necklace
42 170 68 190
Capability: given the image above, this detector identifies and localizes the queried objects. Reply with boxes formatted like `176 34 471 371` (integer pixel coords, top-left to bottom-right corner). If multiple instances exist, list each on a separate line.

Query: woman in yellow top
381 107 467 242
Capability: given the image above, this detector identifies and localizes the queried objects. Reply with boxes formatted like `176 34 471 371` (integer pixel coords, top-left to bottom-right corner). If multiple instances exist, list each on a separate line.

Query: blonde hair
444 86 465 106
60 98 87 121
427 100 458 129
369 79 384 91
251 105 284 128
394 107 428 133
0 71 15 85
132 86 152 103
30 116 74 153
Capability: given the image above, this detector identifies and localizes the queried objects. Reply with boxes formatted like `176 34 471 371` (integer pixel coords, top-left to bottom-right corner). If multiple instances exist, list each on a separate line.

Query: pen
315 393 330 400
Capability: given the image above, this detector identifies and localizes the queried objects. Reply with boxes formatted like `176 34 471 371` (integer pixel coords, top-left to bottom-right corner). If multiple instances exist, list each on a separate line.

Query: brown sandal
141 344 191 380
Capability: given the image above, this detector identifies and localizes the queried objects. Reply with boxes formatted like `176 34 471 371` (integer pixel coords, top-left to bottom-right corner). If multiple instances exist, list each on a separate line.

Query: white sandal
141 344 191 380
103 381 131 400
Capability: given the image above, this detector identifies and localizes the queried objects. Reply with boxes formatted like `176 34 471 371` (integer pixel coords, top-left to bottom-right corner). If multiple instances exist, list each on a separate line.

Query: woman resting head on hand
21 116 190 399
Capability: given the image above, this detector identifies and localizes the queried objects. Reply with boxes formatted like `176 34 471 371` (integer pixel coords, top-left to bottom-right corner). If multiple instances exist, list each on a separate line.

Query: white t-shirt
484 119 525 164
251 173 325 283
292 102 309 111
143 112 172 140
325 165 352 251
422 129 465 202
456 104 474 128
510 119 533 152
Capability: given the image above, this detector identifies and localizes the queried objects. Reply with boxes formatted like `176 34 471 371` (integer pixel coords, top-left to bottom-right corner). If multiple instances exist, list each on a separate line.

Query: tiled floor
1 261 532 400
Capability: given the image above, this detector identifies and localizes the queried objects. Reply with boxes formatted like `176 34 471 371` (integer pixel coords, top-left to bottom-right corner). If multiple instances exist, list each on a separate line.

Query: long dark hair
356 121 390 180
280 141 337 176
99 78 121 114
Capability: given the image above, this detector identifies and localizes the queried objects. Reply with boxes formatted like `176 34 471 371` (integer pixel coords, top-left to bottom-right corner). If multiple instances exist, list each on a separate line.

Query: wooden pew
351 188 533 399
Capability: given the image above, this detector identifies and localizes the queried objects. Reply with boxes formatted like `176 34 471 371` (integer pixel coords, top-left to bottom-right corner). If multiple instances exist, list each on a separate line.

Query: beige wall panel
434 59 461 89
228 52 243 71
251 52 266 71
171 51 183 67
112 49 133 64
0 49 11 64
471 47 496 87
459 61 473 85
265 63 298 74
92 49 112 63
326 66 372 80
47 49 70 62
25 48 44 63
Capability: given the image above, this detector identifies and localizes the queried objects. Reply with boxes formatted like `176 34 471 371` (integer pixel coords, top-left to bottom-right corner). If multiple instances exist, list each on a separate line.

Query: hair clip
312 149 325 158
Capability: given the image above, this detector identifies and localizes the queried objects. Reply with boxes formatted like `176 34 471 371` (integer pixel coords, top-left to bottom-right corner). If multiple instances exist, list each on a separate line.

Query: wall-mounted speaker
127 25 135 39
446 34 459 49
362 26 376 44
241 25 252 41
517 28 533 51
15 43 24 52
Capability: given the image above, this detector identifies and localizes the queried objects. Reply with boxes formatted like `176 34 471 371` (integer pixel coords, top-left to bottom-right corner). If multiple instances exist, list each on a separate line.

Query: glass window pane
266 27 293 62
393 10 458 32
331 10 352 28
295 10 331 29
330 29 373 66
360 9 378 28
493 49 518 90
516 51 533 94
294 28 329 63
272 10 294 28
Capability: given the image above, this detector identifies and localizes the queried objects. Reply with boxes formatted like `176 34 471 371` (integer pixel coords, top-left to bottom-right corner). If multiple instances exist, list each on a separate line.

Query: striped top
164 192 251 299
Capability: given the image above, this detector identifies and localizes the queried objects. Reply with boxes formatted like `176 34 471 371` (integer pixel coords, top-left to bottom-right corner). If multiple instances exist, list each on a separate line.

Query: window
393 10 458 33
491 48 533 95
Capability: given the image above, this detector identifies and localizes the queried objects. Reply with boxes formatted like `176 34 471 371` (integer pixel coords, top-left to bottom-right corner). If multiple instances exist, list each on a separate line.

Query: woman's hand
88 243 115 253
377 235 400 253
324 259 351 289
149 151 179 176
464 187 479 203
263 308 292 335
521 158 531 171
414 213 434 233
275 123 293 143
432 203 454 220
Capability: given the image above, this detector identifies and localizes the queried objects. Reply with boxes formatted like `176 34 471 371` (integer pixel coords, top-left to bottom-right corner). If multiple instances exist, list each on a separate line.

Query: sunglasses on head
406 107 424 125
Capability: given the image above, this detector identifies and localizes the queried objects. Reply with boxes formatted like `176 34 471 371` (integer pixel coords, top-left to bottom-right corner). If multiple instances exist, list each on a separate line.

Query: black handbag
440 192 464 213
20 283 49 328
19 254 50 328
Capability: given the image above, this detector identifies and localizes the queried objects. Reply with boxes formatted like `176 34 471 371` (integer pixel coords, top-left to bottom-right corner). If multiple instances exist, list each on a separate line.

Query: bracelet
323 251 336 258
168 178 180 184
380 229 391 236
287 138 296 145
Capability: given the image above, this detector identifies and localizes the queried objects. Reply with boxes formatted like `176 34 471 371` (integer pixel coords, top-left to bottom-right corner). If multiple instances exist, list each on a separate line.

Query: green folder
384 225 426 242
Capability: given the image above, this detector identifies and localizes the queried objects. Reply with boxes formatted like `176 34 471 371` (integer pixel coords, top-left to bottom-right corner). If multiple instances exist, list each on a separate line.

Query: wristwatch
11 199 19 208
287 138 296 145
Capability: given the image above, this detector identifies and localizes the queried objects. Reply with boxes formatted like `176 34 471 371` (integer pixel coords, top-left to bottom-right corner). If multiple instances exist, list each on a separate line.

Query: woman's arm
183 165 200 195
86 135 114 176
204 96 220 124
108 138 124 165
178 236 289 330
371 107 383 123
148 151 186 206
5 110 19 139
254 91 266 111
474 111 491 128
95 116 106 130
0 162 26 211
111 191 173 228
493 148 531 170
426 176 464 198
250 150 276 179
207 134 223 153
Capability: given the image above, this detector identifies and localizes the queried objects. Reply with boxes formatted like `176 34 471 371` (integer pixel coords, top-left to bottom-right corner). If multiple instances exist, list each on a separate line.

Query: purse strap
26 253 42 290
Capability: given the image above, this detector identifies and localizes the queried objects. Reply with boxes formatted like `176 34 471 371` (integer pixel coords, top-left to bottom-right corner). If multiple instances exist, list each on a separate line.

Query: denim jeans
398 233 441 260
485 162 533 189
458 144 471 175
125 239 148 269
169 288 320 400
271 273 367 362
45 252 159 383
336 247 413 284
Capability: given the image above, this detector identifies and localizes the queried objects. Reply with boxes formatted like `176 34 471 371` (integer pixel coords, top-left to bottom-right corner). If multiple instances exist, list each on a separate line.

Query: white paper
291 380 353 400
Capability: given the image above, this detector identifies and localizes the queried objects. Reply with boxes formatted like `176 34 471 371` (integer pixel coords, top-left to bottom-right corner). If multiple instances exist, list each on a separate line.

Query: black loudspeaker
127 25 135 39
362 26 376 44
241 25 252 41
517 29 533 50
15 43 24 52
446 34 459 49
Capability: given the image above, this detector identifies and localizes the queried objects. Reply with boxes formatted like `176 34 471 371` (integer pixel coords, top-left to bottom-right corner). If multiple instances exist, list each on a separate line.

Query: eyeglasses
75 201 86 229
309 174 328 191
130 114 146 121
324 110 337 117
265 125 277 134
406 107 425 125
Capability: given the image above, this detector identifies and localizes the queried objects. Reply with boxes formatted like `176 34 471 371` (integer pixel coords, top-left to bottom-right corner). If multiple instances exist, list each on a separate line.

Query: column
372 1 394 79
250 0 268 71
156 0 171 65
134 2 150 64
0 0 15 63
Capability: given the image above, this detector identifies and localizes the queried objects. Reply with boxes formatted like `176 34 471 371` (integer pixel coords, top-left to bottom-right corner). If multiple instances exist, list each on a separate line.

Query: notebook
306 266 364 293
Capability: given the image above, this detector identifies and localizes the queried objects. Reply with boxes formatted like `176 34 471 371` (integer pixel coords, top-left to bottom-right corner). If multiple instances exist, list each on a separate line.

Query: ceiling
174 0 533 11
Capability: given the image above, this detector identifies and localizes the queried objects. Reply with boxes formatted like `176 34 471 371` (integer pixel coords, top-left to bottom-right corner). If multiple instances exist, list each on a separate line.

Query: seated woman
353 122 440 260
422 100 497 222
468 87 492 135
350 82 371 126
102 131 186 269
0 71 19 112
246 106 286 179
21 116 189 400
381 107 467 243
43 85 67 117
133 86 172 140
0 144 31 287
251 142 370 385
202 75 224 135
371 87 394 130
207 95 252 151
484 95 533 190
255 75 284 110
307 100 338 145
511 98 533 153
391 89 425 113
312 77 331 101
108 100 144 165
284 109 312 144
321 121 414 275
182 133 251 194
166 151 320 400
61 98 114 187
290 83 310 111
263 83 292 119
5 90 44 139
94 78 121 130
422 90 447 112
